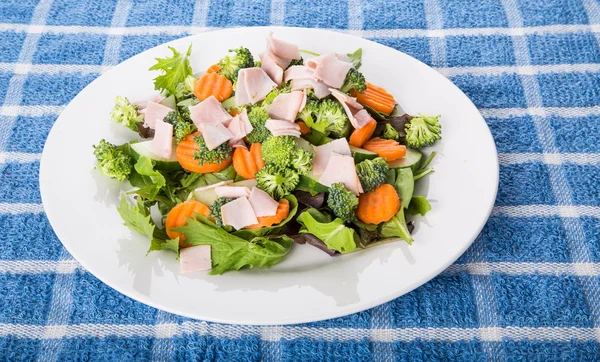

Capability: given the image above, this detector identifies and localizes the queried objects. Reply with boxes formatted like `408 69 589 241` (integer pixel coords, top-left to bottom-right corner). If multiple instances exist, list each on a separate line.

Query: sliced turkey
215 186 251 199
267 91 305 122
312 138 351 175
143 101 173 129
227 108 253 142
248 187 279 217
221 196 259 230
150 118 173 159
189 96 233 127
313 53 353 89
265 119 301 137
235 68 277 106
290 78 331 99
284 65 314 82
329 89 371 130
317 152 363 195
267 33 301 60
197 122 234 150
261 52 284 86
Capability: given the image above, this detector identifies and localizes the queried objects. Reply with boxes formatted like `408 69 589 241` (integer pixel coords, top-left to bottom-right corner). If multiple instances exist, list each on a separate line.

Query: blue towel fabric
1 0 600 360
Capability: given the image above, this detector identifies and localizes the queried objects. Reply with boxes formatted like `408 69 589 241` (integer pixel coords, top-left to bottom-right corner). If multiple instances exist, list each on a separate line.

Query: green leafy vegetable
148 237 180 255
296 208 358 253
173 215 292 274
346 48 362 69
379 207 413 245
149 44 193 96
130 156 166 200
295 175 330 196
394 168 414 209
407 196 432 216
413 151 436 181
117 195 155 239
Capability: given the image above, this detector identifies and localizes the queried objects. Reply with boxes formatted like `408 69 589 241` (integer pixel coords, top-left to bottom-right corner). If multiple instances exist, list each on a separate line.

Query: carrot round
228 108 239 117
232 143 265 179
165 200 211 246
194 72 232 102
296 121 311 135
349 119 377 148
363 137 406 161
246 199 290 229
176 132 232 173
354 83 396 115
356 184 400 224
206 64 220 73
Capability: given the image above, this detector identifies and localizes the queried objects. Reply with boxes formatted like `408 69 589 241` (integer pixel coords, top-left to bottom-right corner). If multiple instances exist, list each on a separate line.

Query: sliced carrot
194 72 232 102
228 108 239 117
296 121 311 135
206 64 220 73
353 83 396 115
356 184 400 225
349 119 377 148
165 200 210 246
232 143 265 179
176 132 232 173
362 137 406 161
246 199 290 229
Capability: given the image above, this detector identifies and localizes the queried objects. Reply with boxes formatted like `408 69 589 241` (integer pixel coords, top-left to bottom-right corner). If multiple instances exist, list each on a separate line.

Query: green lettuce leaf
296 208 358 253
173 215 292 275
129 156 166 200
407 196 432 216
394 168 414 209
346 48 362 69
379 207 413 245
148 237 180 255
117 195 155 239
149 45 193 96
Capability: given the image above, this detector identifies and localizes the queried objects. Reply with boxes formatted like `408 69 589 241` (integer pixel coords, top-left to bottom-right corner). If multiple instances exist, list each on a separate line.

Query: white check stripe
0 105 64 117
0 152 42 163
492 205 600 218
0 203 45 214
0 323 599 342
2 23 600 38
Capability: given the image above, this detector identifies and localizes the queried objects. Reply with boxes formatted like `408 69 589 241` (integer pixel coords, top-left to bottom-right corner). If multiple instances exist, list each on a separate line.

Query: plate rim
39 26 499 325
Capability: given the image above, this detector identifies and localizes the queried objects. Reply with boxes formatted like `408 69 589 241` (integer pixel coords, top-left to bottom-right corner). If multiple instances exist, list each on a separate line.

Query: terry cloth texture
1 0 600 360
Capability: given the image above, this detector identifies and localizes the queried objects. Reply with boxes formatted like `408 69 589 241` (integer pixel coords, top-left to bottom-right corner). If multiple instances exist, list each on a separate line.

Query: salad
94 33 442 275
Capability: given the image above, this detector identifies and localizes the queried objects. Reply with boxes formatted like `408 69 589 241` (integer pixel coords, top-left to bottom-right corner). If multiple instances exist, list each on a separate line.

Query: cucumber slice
350 146 378 163
387 148 422 172
159 95 176 109
232 179 257 189
130 140 181 172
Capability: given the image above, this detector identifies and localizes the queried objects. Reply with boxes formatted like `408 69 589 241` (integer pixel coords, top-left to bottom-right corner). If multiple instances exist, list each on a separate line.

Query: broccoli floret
209 197 235 227
356 157 389 193
217 47 254 82
296 99 318 126
286 57 304 68
339 68 366 94
163 111 196 142
246 106 272 143
382 123 400 141
405 115 442 148
261 136 296 168
314 98 351 138
93 139 133 182
193 134 232 165
256 165 299 199
327 183 359 223
110 96 142 131
290 149 313 176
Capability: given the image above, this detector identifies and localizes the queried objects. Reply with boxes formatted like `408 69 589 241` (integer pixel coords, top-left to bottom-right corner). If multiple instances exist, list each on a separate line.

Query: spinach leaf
407 196 432 216
232 195 299 240
129 156 166 200
296 208 358 253
173 215 292 275
346 48 362 69
296 175 330 196
394 168 414 209
379 207 413 245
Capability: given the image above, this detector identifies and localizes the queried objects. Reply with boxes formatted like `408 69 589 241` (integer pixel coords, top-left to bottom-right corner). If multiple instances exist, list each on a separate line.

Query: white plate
40 27 498 325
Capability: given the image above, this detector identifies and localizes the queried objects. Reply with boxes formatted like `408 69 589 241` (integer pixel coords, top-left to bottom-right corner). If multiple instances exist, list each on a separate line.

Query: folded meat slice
290 78 331 99
317 152 363 195
143 101 173 129
261 52 284 86
151 118 173 159
313 53 353 89
189 96 233 127
215 186 251 198
265 119 301 137
267 91 304 122
221 196 259 230
305 55 324 69
284 65 314 82
312 138 351 175
194 180 233 192
180 245 212 273
329 89 370 129
235 68 276 106
227 108 253 142
267 33 301 60
198 122 234 150
248 187 279 217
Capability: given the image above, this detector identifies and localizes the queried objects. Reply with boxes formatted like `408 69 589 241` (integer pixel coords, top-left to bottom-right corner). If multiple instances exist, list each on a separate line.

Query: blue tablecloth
1 0 600 360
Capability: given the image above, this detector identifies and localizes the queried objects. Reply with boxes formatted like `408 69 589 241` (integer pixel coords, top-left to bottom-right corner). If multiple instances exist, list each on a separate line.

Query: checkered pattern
1 0 599 360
